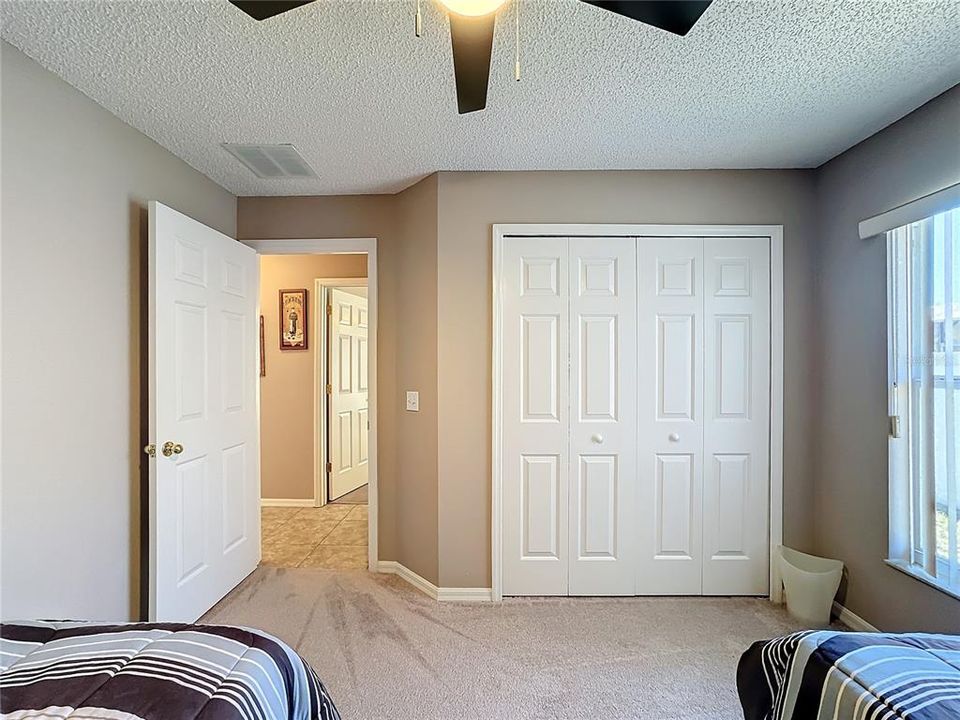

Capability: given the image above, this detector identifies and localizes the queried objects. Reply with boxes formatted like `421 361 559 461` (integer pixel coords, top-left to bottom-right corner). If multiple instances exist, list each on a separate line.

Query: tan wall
814 86 960 632
0 43 237 621
241 170 821 591
391 176 440 584
238 184 441 583
258 254 367 501
435 170 820 587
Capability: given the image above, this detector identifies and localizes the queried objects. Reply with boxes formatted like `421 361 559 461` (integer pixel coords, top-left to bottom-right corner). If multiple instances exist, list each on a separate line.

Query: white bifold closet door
501 236 638 596
500 234 769 597
636 236 770 595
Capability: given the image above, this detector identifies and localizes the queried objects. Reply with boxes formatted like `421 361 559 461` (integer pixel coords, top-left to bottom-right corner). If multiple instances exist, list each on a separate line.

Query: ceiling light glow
438 0 507 17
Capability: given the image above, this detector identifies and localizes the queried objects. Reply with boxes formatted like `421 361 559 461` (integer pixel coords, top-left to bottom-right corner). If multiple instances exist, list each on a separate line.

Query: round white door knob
591 433 604 444
668 433 680 442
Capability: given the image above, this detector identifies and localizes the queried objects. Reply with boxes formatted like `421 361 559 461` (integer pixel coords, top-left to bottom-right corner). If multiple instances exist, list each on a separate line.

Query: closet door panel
568 237 638 595
499 232 770 598
637 237 704 594
702 238 770 595
502 237 570 595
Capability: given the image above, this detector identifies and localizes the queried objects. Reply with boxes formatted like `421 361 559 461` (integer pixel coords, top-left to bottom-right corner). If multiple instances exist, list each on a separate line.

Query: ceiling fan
229 0 713 114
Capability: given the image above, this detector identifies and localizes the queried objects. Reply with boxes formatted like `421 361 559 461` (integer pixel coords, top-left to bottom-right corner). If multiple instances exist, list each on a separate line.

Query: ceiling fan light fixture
438 0 507 18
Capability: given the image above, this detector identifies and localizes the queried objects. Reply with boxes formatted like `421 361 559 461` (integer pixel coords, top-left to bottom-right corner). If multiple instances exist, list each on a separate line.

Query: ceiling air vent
221 143 318 179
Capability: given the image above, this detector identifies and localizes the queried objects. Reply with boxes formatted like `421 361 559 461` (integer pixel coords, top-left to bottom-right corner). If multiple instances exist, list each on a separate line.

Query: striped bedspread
0 621 340 720
738 630 960 720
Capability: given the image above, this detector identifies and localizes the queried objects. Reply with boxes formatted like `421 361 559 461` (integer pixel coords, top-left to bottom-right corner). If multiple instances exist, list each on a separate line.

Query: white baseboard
378 561 438 599
378 561 492 602
437 586 493 602
833 601 879 632
260 498 316 508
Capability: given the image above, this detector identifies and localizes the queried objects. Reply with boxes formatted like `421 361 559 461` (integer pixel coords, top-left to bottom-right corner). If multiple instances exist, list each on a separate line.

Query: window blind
889 204 960 593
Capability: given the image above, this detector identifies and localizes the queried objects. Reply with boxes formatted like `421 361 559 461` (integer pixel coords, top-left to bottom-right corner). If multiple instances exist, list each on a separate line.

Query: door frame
314 278 369 507
491 224 784 603
243 238 378 572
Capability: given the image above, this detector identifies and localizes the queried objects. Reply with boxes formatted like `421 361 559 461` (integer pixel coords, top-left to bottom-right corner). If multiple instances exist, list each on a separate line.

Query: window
888 205 960 597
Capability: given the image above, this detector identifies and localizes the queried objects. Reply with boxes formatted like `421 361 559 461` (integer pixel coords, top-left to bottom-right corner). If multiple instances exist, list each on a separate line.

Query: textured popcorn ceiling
2 0 958 195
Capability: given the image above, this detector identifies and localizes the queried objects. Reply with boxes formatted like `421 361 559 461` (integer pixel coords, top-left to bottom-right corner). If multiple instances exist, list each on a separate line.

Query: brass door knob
161 441 184 457
143 444 156 457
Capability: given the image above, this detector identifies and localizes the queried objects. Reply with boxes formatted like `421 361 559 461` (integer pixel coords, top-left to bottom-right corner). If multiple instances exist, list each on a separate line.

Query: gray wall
0 42 237 620
814 85 960 632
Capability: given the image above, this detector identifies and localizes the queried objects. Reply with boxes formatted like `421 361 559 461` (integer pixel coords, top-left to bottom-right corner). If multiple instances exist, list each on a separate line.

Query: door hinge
326 304 333 316
326 462 332 473
326 384 332 395
889 415 902 439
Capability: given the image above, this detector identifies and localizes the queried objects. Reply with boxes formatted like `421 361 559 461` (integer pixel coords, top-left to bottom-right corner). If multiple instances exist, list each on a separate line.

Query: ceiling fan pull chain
514 0 520 81
415 0 422 37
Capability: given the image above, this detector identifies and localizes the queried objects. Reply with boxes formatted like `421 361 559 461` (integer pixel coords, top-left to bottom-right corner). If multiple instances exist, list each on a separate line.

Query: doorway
145 209 379 621
248 239 378 573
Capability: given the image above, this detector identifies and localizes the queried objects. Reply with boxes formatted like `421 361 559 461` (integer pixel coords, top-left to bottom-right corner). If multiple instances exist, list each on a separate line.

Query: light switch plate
405 391 419 412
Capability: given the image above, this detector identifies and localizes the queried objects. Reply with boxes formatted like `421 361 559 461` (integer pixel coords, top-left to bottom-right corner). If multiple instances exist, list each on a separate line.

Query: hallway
261 504 368 569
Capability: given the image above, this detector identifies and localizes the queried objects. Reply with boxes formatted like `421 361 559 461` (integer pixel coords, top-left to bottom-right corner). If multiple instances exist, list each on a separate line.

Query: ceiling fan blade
229 1 315 21
449 13 496 114
581 0 712 36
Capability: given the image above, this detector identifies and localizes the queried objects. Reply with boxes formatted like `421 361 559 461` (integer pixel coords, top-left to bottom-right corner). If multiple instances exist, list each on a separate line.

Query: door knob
143 444 156 457
668 433 680 442
591 433 604 444
161 441 184 457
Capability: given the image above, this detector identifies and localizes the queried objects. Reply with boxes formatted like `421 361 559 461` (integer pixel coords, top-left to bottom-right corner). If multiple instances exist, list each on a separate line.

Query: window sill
884 559 960 602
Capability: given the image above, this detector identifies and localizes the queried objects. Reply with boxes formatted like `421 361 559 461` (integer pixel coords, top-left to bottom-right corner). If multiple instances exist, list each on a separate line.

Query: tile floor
260 503 368 569
332 483 367 504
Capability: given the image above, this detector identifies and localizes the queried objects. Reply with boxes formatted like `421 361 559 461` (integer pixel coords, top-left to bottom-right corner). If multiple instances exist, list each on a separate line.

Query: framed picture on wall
279 289 308 350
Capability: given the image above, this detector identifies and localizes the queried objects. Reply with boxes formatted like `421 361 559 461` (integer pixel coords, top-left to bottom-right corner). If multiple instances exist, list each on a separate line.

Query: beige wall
435 170 820 586
391 175 440 584
258 254 367 501
239 170 821 590
0 43 237 620
238 184 441 583
814 86 960 632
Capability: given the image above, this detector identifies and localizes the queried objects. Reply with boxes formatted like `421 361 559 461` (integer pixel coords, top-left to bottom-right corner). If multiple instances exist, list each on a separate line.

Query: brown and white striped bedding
0 621 340 720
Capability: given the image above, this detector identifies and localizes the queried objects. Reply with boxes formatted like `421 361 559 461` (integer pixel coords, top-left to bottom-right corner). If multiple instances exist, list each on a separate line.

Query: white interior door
148 202 259 622
501 237 570 595
702 238 770 595
636 237 705 594
568 238 638 595
328 288 369 500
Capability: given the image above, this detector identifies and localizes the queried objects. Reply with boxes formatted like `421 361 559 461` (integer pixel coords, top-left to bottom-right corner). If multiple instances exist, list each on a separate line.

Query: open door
328 288 369 501
147 202 260 622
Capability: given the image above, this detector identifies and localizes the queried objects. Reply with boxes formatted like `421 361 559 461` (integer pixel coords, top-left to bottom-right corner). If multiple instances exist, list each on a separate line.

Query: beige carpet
203 567 808 720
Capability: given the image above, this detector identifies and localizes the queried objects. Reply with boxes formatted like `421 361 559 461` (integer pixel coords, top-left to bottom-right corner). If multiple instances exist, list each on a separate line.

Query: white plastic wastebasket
778 546 844 627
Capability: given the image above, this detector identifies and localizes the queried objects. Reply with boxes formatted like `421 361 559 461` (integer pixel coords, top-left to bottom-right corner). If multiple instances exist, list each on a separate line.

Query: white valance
859 181 960 239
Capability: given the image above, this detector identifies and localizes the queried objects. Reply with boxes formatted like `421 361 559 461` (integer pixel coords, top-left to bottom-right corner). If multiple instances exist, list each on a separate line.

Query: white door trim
491 224 785 603
242 238 379 572
313 277 368 508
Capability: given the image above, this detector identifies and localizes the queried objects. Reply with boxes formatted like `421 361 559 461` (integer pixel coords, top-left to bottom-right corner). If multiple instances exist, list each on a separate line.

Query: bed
0 621 340 720
738 630 960 720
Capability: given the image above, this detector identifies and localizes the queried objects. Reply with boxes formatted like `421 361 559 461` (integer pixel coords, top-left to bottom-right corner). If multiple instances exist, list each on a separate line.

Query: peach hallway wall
258 254 367 502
